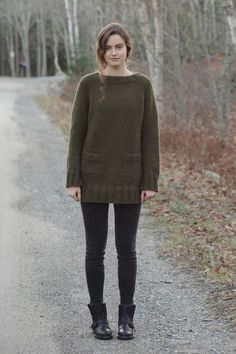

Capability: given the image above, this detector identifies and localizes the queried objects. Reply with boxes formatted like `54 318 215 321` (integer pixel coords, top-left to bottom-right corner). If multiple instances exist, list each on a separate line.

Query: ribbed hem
140 173 158 191
66 169 83 187
81 185 141 203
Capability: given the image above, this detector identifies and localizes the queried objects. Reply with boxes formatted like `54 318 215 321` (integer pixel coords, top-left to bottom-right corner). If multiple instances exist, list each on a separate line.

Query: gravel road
0 77 235 354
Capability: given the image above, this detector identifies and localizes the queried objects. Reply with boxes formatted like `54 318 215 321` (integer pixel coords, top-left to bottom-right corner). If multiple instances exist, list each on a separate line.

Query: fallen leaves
151 156 236 325
151 155 236 285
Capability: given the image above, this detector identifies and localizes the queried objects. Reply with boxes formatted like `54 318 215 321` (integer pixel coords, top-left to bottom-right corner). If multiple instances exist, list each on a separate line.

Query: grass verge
150 156 236 326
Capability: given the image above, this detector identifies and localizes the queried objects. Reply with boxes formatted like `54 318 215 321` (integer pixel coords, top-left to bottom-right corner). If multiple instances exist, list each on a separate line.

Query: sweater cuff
140 172 158 191
66 168 83 187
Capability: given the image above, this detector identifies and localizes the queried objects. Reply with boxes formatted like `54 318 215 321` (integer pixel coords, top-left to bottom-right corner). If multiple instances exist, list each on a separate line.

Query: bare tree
63 0 80 71
223 0 236 51
135 0 164 118
10 0 35 77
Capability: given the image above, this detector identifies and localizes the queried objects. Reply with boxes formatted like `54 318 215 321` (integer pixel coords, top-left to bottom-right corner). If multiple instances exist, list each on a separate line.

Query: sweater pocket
123 152 142 181
81 151 105 174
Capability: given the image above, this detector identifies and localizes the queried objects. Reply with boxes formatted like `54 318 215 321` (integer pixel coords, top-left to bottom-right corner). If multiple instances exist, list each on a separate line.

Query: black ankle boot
87 303 113 340
117 304 136 340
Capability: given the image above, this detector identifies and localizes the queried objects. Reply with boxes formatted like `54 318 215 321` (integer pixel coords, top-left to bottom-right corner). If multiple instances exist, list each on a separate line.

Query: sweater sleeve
140 79 160 191
66 76 89 187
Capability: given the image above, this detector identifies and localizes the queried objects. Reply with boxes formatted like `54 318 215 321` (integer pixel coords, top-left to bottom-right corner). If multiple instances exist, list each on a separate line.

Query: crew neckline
96 71 139 83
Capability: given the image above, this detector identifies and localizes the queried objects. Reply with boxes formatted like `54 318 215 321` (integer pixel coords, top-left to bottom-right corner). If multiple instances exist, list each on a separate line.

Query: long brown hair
96 23 132 99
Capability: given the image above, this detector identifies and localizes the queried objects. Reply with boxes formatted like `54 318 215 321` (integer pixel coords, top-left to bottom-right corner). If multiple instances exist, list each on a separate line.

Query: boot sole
94 334 113 340
117 334 134 340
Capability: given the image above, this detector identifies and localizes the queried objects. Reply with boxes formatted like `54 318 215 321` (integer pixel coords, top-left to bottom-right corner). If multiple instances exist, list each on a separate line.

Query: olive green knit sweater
66 71 160 203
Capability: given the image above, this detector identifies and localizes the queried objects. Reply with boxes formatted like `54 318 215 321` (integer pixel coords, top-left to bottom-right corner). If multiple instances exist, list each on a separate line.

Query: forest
1 0 235 324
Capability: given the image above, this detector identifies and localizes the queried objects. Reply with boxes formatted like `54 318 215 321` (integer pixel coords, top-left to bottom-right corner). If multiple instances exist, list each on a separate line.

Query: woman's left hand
140 190 157 203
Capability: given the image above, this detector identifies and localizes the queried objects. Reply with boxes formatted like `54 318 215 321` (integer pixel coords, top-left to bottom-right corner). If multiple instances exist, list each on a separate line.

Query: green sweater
66 71 160 203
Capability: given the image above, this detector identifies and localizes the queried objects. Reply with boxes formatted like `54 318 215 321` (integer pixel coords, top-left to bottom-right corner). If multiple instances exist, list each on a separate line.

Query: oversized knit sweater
66 71 160 203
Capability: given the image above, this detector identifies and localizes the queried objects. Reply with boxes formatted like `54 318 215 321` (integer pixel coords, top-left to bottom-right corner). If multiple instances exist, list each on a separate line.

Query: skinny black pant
80 202 142 305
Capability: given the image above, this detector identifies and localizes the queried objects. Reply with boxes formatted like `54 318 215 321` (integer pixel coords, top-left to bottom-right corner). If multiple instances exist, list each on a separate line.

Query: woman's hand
66 186 81 202
141 190 157 203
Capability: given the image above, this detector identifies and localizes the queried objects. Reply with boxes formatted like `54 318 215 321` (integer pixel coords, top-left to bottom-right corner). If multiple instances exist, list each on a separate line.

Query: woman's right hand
66 186 81 202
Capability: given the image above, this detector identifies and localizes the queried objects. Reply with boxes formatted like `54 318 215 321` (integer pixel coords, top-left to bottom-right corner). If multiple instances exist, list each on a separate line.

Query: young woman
66 22 160 340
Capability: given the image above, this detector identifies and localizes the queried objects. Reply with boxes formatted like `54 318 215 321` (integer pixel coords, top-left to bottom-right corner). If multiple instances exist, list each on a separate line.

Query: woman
66 22 160 340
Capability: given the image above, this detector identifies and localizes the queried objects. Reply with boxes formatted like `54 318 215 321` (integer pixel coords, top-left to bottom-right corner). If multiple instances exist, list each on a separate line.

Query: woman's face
104 34 127 68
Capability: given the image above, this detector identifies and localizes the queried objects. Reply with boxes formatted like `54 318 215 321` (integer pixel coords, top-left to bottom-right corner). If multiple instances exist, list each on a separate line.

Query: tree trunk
64 0 75 70
36 18 41 76
136 0 164 118
63 24 71 72
15 28 19 77
52 24 64 75
153 0 164 119
73 0 79 53
6 25 16 76
223 0 236 51
40 9 47 76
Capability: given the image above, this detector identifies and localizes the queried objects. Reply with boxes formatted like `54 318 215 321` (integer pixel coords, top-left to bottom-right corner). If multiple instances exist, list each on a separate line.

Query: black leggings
80 202 142 305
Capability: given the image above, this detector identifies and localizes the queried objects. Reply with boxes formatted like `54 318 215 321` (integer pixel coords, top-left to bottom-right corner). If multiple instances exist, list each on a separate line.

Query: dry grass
161 114 236 189
35 95 71 139
149 154 236 325
34 75 80 140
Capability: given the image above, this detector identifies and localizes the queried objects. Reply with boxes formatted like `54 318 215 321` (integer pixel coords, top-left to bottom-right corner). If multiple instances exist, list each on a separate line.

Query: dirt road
0 77 235 354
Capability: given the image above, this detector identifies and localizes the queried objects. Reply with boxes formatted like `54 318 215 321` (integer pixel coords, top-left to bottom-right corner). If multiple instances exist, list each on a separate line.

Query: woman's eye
106 45 123 50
